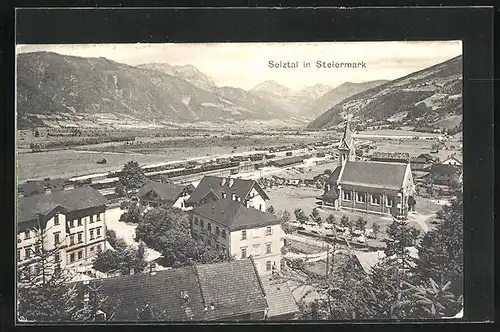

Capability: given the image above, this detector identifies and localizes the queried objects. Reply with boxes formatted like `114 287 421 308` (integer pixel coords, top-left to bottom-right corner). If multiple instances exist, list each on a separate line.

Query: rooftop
73 259 268 321
187 176 269 205
339 161 408 190
260 275 299 318
192 199 280 231
270 156 305 167
137 181 194 202
17 186 108 223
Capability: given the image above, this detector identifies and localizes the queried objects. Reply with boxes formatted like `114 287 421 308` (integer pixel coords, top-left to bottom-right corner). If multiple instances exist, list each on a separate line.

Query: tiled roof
195 259 268 320
137 181 191 202
187 176 269 204
410 157 429 164
418 153 435 161
73 259 268 321
270 156 305 167
192 199 279 231
339 161 408 190
260 275 299 318
17 186 108 223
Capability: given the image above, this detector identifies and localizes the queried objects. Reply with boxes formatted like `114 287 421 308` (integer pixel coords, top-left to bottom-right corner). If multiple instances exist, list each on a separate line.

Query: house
320 120 416 216
440 154 462 167
260 274 299 320
427 164 462 185
269 156 305 168
351 247 419 274
410 157 431 171
137 181 195 210
72 258 296 321
186 176 270 212
371 152 410 163
17 186 109 276
19 178 69 197
190 199 283 276
417 153 437 163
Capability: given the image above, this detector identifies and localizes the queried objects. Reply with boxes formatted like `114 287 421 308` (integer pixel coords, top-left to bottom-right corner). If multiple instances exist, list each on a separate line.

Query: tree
340 215 350 228
266 205 275 214
372 223 381 239
407 278 463 318
119 201 144 224
355 217 367 231
278 210 294 234
92 240 147 276
294 208 309 225
309 208 322 226
135 206 230 267
117 161 148 197
416 189 463 297
325 214 336 226
17 222 83 322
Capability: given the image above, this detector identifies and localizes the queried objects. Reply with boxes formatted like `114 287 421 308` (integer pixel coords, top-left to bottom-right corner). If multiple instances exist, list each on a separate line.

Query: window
207 223 212 232
77 232 83 243
78 218 82 226
266 227 272 236
387 196 394 207
70 219 75 228
54 252 60 262
54 214 60 225
54 232 60 245
90 215 94 223
241 248 247 259
70 234 75 246
70 253 75 263
356 192 366 203
371 194 381 205
90 229 95 240
96 227 101 237
343 191 352 201
97 213 102 221
241 230 247 240
266 261 272 271
77 251 83 260
200 219 205 228
25 248 31 259
222 192 227 199
90 246 95 253
253 244 260 256
24 230 30 239
215 226 220 236
222 230 227 239
232 193 237 201
266 243 272 254
259 204 262 211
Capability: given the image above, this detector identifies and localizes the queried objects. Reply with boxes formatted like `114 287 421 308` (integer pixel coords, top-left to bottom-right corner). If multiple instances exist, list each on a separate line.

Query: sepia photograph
15 41 464 322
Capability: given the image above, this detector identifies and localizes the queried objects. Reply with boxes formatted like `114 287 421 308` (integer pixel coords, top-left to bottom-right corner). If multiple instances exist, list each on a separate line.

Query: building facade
17 186 109 277
190 199 284 275
321 120 416 216
186 176 269 212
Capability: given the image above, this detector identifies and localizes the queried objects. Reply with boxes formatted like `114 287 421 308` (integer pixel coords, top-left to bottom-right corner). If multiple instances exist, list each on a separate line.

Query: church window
356 192 366 203
371 194 381 205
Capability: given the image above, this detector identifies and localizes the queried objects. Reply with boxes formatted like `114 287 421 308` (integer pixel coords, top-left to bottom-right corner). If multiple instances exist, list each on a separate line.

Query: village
16 120 463 321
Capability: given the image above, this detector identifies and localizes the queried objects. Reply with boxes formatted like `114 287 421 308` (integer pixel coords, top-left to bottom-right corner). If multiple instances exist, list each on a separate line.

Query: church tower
337 119 356 167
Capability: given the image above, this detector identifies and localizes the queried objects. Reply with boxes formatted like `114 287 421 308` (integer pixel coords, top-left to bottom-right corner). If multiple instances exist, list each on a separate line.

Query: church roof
339 161 408 190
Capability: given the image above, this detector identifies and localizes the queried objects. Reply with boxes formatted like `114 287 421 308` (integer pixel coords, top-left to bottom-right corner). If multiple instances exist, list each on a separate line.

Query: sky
16 41 462 91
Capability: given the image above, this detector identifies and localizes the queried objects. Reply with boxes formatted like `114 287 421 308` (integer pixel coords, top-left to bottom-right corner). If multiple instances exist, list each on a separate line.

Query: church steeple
337 118 356 167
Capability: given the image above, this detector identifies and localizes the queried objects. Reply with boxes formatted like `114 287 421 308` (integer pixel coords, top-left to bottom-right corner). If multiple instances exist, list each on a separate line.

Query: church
320 121 416 216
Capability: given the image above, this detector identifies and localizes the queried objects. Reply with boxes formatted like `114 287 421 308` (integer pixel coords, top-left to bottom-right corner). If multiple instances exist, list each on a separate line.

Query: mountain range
16 51 462 131
307 55 463 131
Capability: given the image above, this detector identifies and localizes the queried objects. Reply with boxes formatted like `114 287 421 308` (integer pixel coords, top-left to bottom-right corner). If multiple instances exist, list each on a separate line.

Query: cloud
16 41 462 90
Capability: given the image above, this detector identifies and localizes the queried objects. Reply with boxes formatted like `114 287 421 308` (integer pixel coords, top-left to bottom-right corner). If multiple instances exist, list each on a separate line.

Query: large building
72 259 298 321
321 121 416 216
186 176 270 212
190 199 284 275
17 186 109 276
